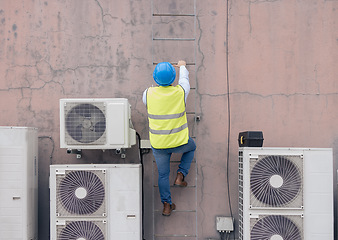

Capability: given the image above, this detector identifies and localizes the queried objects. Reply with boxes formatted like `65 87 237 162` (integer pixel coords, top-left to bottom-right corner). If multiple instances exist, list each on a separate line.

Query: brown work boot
162 202 176 216
174 172 188 187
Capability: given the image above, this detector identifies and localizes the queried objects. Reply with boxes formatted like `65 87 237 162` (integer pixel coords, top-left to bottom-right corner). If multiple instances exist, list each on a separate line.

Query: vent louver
251 215 302 240
250 155 302 207
58 221 105 240
57 170 105 216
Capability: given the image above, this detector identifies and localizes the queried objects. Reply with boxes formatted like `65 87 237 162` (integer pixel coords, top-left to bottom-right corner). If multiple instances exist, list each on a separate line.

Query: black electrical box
238 131 264 147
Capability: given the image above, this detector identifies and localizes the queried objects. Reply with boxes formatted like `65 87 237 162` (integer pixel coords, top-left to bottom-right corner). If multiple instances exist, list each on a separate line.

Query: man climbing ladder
143 60 196 216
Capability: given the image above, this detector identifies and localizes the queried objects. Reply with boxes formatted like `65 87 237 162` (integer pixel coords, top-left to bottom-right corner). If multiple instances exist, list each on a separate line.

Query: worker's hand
174 60 186 67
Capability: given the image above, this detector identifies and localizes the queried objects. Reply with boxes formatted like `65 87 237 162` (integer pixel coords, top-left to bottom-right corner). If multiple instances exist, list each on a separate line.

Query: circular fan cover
58 171 105 215
59 221 105 240
251 215 301 240
250 155 301 206
66 103 106 143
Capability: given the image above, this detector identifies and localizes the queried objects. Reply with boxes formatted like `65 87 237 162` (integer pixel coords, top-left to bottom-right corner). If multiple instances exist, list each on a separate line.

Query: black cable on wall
225 0 234 239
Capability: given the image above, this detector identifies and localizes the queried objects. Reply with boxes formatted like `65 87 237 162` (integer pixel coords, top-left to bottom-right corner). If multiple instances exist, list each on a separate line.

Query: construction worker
143 60 196 216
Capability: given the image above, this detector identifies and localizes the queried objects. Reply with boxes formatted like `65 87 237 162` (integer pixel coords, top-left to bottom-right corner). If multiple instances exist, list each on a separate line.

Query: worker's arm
142 88 148 105
178 65 190 102
175 60 190 102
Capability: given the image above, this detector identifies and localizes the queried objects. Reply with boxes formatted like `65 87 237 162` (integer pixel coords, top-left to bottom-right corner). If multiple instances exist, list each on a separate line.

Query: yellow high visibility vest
146 85 189 149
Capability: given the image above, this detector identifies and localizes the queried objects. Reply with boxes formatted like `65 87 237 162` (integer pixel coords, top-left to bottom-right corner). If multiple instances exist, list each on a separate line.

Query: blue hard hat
153 62 176 86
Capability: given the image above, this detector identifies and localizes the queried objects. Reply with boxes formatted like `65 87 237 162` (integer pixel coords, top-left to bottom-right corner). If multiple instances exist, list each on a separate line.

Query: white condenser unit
50 164 142 240
60 98 136 150
0 127 38 240
239 147 333 240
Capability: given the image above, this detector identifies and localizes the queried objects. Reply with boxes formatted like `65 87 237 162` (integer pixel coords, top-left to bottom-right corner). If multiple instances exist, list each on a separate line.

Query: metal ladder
151 0 197 239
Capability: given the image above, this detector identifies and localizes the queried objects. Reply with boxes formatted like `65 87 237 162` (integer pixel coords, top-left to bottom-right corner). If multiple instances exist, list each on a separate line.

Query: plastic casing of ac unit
239 147 333 240
0 127 38 240
50 164 142 240
60 98 136 149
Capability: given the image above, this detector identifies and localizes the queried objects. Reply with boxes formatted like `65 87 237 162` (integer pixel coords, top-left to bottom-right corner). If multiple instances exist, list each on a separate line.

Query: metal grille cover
250 215 303 240
56 170 106 217
64 102 106 145
250 155 303 208
57 220 106 240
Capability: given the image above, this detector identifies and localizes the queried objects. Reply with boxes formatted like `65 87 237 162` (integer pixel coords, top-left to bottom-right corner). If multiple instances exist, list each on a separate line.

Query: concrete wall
0 0 337 239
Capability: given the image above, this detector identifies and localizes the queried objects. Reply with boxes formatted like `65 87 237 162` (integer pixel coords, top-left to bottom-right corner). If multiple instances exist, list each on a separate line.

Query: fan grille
250 155 303 208
57 221 106 240
64 102 106 145
56 170 106 217
250 215 303 240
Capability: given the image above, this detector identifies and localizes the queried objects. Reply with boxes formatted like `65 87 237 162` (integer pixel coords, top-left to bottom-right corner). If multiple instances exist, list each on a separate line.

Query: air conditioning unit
239 147 333 240
50 164 142 240
0 127 38 240
60 98 136 150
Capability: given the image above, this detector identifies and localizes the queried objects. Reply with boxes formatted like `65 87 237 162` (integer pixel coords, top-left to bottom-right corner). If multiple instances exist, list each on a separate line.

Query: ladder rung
154 210 196 213
152 160 197 163
154 185 196 188
153 38 195 41
153 13 195 17
153 62 195 65
154 234 197 237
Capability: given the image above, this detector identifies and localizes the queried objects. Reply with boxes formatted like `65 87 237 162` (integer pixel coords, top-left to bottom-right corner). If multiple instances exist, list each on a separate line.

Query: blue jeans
152 137 196 204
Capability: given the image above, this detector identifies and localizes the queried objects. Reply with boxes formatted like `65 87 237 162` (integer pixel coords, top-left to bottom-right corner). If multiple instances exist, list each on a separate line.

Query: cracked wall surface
0 0 338 239
196 0 338 239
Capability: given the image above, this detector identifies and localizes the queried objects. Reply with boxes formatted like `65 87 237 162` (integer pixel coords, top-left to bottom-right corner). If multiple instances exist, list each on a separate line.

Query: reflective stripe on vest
149 123 188 135
147 85 189 149
148 111 186 120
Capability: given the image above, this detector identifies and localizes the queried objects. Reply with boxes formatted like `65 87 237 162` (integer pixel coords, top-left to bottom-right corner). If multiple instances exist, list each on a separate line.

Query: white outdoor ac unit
239 147 333 240
60 98 136 150
0 127 38 240
50 164 142 240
